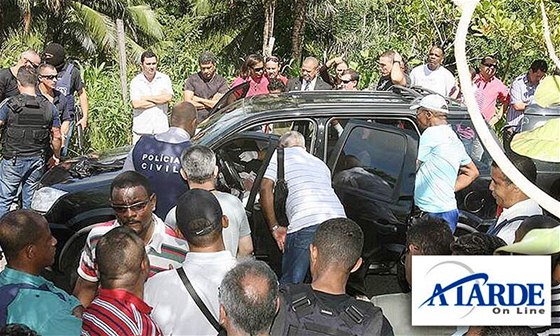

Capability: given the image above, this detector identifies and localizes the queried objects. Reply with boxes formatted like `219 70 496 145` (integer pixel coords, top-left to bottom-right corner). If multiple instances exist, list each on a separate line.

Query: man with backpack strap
271 217 394 336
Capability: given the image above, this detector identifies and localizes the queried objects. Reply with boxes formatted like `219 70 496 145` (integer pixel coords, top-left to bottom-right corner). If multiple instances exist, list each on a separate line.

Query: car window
326 117 417 162
448 119 491 174
332 125 407 199
242 119 317 153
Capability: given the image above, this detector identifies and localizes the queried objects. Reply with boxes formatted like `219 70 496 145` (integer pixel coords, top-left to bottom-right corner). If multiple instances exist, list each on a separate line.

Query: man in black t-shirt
42 43 89 155
183 51 228 121
0 50 41 102
271 218 394 336
375 50 409 91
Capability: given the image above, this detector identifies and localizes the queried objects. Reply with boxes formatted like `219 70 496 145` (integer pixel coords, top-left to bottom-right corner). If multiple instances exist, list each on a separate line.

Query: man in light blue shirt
411 95 479 231
0 210 82 334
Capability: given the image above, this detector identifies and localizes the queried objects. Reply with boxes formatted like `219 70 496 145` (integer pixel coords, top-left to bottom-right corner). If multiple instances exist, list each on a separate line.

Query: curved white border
453 0 560 217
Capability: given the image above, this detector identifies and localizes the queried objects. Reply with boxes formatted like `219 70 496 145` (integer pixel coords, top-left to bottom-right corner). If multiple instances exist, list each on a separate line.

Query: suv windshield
193 100 247 144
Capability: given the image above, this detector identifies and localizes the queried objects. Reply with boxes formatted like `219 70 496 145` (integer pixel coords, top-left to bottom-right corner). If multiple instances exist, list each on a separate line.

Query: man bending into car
260 131 346 284
411 94 479 232
72 171 188 307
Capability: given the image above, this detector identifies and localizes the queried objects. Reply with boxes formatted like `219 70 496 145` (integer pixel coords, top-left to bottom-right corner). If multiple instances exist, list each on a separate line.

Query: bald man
287 57 332 91
123 101 198 218
0 50 41 102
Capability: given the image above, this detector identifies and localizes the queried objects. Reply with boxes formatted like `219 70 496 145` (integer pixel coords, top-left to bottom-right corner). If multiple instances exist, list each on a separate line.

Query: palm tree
0 0 163 62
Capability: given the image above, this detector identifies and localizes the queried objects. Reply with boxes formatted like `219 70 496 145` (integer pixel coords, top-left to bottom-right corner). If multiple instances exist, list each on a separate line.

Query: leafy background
1 0 558 155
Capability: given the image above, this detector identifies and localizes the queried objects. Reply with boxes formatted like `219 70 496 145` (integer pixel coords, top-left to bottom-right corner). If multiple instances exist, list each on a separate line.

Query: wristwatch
271 224 280 232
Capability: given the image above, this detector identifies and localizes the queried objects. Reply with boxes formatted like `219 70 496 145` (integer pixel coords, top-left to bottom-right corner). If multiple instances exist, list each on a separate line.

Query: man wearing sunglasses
339 69 360 91
0 49 41 103
42 43 89 154
472 55 509 126
36 63 72 149
72 171 188 307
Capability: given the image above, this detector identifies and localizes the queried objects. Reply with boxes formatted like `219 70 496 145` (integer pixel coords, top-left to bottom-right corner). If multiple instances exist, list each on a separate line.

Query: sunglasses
483 63 498 69
24 58 40 69
40 74 57 80
341 79 353 84
252 66 264 72
111 195 153 213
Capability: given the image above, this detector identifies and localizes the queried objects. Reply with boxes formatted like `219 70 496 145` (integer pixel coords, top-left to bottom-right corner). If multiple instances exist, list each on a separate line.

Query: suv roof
207 90 469 120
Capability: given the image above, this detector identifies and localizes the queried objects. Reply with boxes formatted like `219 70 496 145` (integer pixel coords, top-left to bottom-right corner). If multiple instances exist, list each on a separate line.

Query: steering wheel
217 149 245 192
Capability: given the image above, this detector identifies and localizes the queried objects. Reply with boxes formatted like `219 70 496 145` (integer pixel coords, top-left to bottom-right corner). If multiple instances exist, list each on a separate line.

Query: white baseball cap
410 94 449 114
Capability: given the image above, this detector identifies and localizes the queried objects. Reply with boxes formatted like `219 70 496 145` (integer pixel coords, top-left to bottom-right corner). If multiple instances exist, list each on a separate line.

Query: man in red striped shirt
81 226 162 336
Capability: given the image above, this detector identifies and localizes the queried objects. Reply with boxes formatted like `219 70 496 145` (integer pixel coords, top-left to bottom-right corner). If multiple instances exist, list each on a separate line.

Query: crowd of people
0 42 558 336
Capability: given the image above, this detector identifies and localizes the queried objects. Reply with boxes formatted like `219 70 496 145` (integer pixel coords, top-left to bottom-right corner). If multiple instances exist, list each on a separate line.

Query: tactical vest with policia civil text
1 94 53 159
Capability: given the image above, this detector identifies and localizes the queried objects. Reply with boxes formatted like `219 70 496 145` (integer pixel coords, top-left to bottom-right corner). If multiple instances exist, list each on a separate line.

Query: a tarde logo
411 256 551 326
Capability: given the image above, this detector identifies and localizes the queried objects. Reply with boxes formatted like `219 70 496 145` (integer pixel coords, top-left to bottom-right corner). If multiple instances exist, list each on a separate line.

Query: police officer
122 101 198 219
42 43 88 156
0 66 62 217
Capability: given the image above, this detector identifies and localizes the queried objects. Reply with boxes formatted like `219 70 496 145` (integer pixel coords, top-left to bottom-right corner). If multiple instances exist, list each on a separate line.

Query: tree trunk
291 0 307 63
262 0 276 56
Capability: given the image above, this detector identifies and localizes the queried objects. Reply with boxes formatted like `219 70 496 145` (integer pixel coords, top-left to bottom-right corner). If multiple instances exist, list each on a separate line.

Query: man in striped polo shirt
73 171 188 307
82 226 162 335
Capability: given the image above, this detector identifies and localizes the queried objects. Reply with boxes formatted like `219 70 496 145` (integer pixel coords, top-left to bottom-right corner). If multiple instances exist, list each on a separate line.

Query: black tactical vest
1 94 53 158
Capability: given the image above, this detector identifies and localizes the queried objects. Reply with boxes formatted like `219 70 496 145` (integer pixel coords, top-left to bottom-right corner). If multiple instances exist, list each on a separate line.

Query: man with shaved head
0 210 82 334
287 56 332 91
123 101 198 218
81 226 162 335
0 50 41 102
271 218 393 335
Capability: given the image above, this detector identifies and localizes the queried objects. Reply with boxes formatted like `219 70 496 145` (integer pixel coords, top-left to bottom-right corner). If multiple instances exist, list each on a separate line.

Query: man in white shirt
260 131 346 284
487 153 542 244
129 51 173 144
410 46 456 96
165 145 254 258
145 189 236 336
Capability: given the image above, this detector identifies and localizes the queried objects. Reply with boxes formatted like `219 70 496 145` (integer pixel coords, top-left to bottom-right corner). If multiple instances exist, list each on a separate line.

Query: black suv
31 89 498 293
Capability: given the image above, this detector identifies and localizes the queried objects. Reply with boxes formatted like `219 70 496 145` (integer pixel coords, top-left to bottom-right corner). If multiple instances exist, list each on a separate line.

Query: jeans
427 209 459 233
280 224 319 284
0 156 45 217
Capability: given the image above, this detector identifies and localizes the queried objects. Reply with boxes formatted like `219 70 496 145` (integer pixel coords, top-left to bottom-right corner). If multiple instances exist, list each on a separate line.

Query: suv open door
327 119 418 293
208 82 250 116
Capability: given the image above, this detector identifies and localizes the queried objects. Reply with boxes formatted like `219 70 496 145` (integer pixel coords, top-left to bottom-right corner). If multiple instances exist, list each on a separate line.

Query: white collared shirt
301 76 318 91
130 71 173 134
495 198 543 244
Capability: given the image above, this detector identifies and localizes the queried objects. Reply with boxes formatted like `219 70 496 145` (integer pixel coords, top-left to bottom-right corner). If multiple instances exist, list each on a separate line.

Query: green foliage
78 63 132 153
